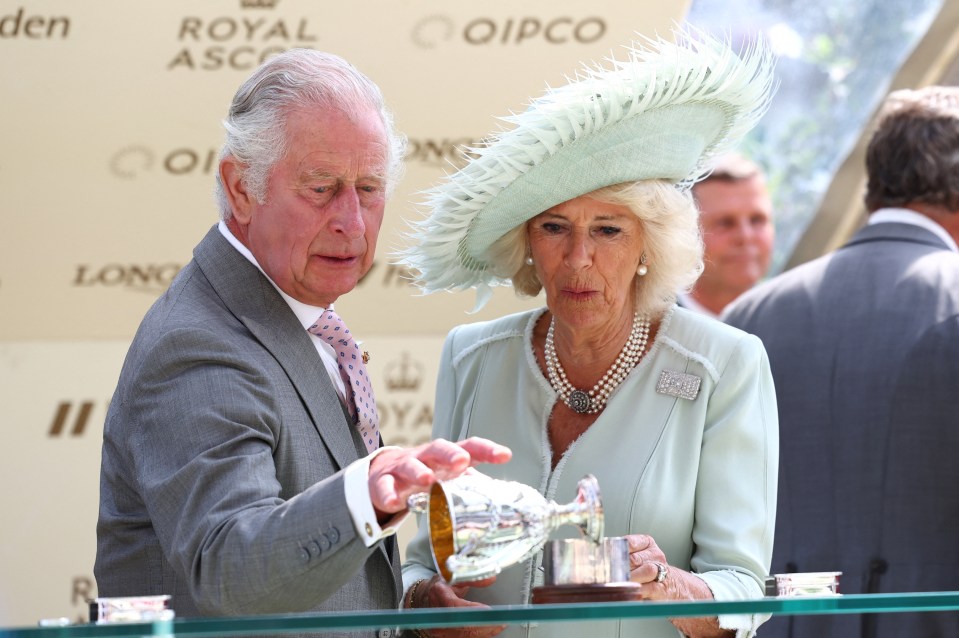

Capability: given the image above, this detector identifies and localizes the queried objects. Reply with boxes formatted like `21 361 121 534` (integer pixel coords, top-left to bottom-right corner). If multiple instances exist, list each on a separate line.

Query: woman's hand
406 575 506 638
626 534 733 637
626 533 672 598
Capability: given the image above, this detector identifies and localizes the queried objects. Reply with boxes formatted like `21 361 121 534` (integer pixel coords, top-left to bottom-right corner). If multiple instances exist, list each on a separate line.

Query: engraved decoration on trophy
408 473 604 584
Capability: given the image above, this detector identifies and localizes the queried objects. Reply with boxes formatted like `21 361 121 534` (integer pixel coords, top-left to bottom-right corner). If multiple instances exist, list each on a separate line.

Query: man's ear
220 156 254 224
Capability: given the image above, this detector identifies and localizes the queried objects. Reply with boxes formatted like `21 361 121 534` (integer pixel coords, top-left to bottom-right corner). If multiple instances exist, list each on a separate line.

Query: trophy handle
577 474 604 543
407 491 429 514
549 474 604 543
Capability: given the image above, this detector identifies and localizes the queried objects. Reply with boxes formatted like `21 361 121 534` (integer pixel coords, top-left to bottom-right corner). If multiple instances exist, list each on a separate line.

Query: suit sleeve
114 324 377 615
694 334 779 635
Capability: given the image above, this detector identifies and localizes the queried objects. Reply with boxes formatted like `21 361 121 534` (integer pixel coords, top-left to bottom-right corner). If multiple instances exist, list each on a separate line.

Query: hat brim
400 31 776 295
463 102 727 261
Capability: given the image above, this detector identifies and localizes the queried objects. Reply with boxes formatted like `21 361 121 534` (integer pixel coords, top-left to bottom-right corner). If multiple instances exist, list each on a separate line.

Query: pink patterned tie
308 309 379 454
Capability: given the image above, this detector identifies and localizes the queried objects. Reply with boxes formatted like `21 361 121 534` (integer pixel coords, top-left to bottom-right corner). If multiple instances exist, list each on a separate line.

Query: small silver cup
772 572 842 596
542 536 631 585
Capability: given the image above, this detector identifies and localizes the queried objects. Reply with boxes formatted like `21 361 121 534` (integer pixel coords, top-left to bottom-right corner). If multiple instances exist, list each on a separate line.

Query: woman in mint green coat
399 30 779 638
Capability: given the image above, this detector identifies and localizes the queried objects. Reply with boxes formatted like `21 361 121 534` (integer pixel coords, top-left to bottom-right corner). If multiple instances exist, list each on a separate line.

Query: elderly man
724 86 959 637
680 153 775 317
94 49 510 633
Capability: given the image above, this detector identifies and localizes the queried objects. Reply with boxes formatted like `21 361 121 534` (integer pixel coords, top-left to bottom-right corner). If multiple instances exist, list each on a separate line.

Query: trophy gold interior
427 481 455 582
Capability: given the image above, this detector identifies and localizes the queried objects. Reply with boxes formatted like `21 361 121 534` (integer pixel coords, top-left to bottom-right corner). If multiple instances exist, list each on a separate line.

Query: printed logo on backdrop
412 14 605 49
110 141 486 176
73 263 183 294
110 145 219 180
0 7 70 39
357 260 417 290
378 352 432 447
406 137 481 170
169 0 317 71
109 137 475 180
70 258 409 302
71 576 96 624
110 129 485 180
48 401 102 438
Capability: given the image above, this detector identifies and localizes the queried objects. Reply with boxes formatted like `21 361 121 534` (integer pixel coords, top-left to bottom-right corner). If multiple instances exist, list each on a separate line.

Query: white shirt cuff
344 446 410 547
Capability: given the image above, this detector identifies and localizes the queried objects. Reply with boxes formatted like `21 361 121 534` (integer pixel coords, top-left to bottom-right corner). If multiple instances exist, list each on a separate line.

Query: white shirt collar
217 221 329 327
678 292 719 318
868 208 959 253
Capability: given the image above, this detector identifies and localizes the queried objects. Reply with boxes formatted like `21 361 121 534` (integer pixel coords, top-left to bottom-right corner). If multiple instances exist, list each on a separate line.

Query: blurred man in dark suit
724 86 959 638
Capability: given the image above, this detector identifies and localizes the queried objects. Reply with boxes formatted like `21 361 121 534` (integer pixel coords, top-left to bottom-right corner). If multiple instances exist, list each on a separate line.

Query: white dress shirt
869 207 959 253
678 291 719 318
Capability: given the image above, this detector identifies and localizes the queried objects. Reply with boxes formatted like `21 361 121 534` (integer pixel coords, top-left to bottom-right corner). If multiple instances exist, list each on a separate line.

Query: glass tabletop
4 592 959 637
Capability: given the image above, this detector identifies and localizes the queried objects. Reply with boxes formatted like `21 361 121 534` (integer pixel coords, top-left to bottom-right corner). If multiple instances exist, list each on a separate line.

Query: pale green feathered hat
399 29 776 299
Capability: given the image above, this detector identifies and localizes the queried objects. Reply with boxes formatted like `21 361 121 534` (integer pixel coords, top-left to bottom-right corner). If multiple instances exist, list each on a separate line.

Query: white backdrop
0 0 689 627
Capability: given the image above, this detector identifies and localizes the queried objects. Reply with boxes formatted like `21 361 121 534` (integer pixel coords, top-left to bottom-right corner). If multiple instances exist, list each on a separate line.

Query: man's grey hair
214 48 407 220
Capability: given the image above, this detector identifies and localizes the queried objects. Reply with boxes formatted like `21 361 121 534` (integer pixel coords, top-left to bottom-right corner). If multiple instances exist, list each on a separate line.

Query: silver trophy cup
408 473 604 584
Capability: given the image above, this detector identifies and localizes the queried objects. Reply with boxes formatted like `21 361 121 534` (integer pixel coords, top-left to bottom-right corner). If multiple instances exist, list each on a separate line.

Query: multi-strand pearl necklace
544 313 651 414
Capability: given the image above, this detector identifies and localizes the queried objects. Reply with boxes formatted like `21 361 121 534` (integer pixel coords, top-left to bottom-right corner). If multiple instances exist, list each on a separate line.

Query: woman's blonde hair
487 180 704 317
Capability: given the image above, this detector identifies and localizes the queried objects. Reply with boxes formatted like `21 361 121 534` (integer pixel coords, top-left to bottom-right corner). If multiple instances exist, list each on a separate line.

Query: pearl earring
525 256 534 266
637 252 648 277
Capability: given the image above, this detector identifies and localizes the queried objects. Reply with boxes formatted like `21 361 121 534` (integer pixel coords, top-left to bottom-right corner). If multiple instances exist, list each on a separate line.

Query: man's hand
407 575 506 638
368 437 511 515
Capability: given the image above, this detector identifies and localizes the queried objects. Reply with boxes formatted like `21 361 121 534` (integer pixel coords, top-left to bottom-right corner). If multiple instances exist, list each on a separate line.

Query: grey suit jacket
723 221 959 638
95 226 400 633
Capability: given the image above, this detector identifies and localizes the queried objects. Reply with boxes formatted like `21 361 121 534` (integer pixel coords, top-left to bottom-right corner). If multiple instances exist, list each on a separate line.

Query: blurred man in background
723 86 959 638
680 153 775 317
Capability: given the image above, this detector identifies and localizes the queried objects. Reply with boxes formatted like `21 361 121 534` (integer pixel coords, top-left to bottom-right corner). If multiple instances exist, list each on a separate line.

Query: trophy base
531 583 644 604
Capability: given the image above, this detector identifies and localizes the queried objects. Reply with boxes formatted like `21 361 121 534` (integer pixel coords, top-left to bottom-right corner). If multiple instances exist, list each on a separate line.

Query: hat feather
398 28 776 296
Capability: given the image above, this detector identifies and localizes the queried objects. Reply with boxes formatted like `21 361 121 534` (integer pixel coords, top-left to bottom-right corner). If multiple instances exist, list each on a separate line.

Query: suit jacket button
309 540 323 557
299 547 311 563
327 526 340 544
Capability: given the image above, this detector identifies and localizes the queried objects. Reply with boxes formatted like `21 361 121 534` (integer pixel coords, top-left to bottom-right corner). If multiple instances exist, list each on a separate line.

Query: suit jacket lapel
192 226 361 472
